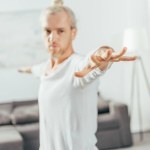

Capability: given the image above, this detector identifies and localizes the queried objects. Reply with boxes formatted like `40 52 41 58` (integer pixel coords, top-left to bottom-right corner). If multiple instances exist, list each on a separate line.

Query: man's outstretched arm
74 46 137 78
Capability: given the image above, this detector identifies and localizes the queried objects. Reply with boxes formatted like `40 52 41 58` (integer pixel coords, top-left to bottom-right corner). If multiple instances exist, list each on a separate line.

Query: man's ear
71 28 77 40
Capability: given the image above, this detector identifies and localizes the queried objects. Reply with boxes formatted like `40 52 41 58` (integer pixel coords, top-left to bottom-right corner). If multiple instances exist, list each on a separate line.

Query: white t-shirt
32 53 105 150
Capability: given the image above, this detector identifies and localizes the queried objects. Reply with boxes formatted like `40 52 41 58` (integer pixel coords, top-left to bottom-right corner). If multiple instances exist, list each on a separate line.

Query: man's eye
58 30 64 34
47 30 51 33
45 29 51 34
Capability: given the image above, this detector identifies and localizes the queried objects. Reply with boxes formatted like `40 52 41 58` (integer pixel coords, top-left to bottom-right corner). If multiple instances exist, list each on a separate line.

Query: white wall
0 69 40 102
0 0 150 132
0 0 50 12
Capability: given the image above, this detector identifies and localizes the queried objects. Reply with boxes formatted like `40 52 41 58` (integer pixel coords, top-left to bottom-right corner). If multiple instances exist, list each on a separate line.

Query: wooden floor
118 131 150 150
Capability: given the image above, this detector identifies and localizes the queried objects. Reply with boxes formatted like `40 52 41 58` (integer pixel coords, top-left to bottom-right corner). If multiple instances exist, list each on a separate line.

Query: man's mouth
49 45 57 50
48 45 60 53
49 44 58 49
50 45 57 47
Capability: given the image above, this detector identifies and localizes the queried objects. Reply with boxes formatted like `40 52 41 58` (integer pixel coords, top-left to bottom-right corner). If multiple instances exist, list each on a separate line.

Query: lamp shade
123 28 149 53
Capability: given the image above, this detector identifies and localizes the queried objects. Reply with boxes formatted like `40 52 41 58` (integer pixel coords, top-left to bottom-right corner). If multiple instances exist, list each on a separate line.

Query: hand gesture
74 46 137 78
18 66 32 74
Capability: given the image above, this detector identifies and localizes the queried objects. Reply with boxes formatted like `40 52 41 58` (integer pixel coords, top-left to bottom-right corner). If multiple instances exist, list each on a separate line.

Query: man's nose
48 32 57 42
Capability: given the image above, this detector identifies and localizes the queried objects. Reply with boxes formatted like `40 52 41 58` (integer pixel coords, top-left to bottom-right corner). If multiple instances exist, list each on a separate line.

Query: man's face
41 11 76 58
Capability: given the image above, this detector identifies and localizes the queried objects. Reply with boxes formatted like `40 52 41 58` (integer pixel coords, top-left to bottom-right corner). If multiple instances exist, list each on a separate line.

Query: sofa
0 100 39 150
0 99 132 150
96 99 133 150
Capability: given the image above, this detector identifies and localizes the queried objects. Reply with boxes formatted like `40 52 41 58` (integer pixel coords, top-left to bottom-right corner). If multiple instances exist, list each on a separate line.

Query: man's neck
50 49 74 69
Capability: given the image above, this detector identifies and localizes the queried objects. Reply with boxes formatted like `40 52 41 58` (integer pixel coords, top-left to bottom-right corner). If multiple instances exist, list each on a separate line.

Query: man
19 0 136 150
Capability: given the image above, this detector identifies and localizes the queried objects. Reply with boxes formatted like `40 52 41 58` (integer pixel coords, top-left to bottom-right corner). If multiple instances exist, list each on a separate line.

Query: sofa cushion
97 100 109 114
13 100 38 108
97 114 120 131
11 104 39 125
0 102 12 125
15 123 39 140
0 125 23 150
0 110 11 125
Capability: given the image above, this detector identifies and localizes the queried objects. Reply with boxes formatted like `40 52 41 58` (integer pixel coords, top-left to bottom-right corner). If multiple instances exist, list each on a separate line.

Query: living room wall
0 0 150 132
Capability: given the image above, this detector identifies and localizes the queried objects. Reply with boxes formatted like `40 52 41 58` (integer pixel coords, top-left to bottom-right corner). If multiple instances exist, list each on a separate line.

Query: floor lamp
123 28 150 141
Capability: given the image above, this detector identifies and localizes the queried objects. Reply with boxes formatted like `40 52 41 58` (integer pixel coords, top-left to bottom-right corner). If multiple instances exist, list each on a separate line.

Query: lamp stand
130 56 150 141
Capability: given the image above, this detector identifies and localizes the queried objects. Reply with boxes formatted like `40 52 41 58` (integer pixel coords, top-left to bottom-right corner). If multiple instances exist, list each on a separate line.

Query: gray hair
40 0 77 29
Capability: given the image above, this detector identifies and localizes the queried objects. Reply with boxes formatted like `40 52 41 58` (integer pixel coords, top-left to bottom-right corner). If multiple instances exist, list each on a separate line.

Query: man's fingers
111 47 127 59
95 48 113 60
105 49 113 61
119 56 137 61
92 49 112 65
111 56 137 62
91 55 103 66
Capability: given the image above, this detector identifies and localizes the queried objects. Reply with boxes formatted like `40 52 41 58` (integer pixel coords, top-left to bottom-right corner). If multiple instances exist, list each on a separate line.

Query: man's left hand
74 47 137 78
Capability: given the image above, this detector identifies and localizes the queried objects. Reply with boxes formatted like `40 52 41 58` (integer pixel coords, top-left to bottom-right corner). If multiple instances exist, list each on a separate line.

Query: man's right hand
18 66 32 74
